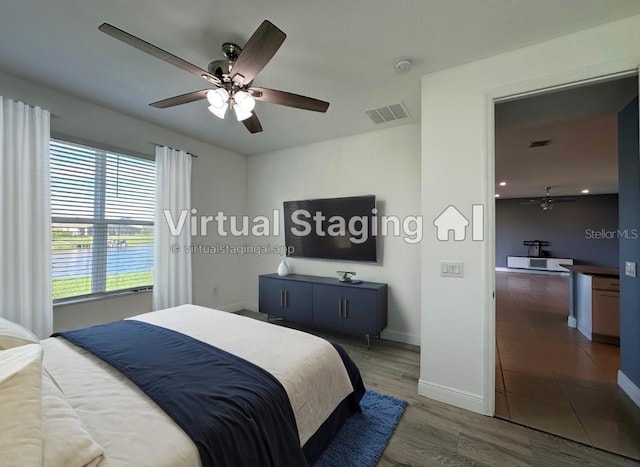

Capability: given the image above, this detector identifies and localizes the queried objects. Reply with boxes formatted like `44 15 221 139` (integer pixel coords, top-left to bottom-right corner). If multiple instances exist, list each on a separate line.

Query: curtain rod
52 132 153 162
151 143 199 158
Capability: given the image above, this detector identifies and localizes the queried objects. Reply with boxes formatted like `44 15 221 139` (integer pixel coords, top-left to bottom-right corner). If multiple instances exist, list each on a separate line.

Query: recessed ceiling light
495 194 501 198
499 181 507 186
581 189 590 194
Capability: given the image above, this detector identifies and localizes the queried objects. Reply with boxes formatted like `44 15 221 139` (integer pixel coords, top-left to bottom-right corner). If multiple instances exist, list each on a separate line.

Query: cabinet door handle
280 290 284 307
338 298 342 316
344 299 348 319
284 290 288 308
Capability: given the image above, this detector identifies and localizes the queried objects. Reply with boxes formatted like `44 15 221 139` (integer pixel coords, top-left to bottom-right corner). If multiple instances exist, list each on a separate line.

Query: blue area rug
314 390 408 467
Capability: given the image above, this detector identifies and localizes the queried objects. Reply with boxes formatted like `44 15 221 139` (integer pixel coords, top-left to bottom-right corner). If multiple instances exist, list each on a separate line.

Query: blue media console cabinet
258 273 388 346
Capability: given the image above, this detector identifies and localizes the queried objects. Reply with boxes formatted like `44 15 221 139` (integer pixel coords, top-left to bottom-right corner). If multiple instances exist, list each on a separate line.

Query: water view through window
51 140 155 300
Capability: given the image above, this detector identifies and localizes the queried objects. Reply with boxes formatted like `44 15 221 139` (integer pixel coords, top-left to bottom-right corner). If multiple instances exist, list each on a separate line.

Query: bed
0 305 365 467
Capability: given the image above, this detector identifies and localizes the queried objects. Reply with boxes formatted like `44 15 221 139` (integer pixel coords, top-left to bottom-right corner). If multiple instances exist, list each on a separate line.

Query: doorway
493 75 640 459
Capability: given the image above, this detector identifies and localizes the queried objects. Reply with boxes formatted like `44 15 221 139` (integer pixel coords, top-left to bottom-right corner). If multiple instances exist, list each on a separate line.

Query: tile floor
495 271 640 460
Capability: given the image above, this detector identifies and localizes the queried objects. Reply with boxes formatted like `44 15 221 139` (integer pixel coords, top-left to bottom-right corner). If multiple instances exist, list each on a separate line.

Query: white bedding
42 305 355 467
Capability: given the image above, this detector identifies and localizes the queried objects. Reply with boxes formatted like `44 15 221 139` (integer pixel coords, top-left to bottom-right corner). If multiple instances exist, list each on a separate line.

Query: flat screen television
283 195 377 262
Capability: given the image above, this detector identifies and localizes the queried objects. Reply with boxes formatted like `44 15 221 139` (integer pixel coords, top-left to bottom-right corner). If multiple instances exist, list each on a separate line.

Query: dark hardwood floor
495 272 640 460
237 310 639 466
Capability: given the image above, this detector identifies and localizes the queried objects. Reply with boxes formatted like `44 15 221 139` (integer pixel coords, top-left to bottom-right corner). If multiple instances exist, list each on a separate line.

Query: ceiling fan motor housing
208 42 243 82
208 59 234 81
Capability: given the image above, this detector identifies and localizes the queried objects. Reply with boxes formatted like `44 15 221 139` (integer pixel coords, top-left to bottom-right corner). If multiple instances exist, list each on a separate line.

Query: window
51 140 155 301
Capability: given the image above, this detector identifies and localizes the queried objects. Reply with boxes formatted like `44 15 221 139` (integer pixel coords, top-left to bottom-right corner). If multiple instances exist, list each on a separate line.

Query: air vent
529 139 551 148
365 103 410 124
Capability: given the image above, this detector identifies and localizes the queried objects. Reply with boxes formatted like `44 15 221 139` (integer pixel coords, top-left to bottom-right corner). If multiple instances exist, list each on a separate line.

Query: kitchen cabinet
592 277 620 340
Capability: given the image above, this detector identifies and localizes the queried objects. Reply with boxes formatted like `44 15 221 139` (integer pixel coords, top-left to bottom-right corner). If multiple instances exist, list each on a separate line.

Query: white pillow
42 368 105 467
0 344 44 467
0 316 39 349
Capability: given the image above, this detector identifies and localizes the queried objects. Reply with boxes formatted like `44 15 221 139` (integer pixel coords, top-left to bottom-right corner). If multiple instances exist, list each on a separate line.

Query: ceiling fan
520 186 576 211
98 20 329 134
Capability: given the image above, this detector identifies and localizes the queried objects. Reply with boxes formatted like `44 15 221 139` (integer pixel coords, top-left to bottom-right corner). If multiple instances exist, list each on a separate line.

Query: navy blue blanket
54 320 307 467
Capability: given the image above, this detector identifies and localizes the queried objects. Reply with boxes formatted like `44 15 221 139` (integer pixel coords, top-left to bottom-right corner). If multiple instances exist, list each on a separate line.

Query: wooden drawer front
592 290 620 338
592 276 619 291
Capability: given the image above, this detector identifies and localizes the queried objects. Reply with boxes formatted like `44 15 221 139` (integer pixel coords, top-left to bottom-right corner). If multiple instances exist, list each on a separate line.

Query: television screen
283 195 377 262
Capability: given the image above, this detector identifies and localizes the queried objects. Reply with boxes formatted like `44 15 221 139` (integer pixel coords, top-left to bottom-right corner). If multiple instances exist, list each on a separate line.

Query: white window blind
51 139 155 301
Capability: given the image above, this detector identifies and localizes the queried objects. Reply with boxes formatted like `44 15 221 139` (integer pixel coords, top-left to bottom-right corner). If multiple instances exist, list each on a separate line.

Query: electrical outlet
625 261 637 278
440 261 464 278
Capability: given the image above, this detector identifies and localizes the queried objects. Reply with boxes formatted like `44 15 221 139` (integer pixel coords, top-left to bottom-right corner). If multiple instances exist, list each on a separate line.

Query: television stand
506 256 573 272
258 273 388 346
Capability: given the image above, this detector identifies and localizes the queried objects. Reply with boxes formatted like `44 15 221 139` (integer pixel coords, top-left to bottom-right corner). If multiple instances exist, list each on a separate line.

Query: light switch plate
625 261 637 278
440 261 464 278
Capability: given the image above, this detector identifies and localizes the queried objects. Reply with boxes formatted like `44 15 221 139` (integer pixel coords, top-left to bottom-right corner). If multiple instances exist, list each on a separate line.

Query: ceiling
1 1 640 155
495 76 638 199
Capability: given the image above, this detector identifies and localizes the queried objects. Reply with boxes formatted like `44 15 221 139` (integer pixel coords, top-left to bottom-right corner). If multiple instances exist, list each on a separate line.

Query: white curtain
0 97 52 338
153 146 192 310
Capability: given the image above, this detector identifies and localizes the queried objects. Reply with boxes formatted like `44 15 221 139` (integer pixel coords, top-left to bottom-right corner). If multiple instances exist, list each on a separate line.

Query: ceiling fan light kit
98 20 330 134
207 88 229 108
205 88 255 121
233 103 253 122
235 91 256 113
208 104 228 119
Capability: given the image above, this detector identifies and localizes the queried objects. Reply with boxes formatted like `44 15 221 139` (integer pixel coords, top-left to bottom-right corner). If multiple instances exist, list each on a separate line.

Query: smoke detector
394 58 412 73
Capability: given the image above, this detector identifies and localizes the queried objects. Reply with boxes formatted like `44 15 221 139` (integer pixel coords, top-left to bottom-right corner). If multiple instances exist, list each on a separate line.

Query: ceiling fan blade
242 112 263 134
99 23 220 85
520 201 541 205
250 87 329 112
230 20 286 86
150 90 210 108
552 198 576 203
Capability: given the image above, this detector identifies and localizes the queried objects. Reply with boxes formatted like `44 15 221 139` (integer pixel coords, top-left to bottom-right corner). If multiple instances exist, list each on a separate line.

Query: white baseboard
618 370 640 409
382 329 420 346
418 379 485 415
567 316 577 328
577 322 591 340
234 302 420 346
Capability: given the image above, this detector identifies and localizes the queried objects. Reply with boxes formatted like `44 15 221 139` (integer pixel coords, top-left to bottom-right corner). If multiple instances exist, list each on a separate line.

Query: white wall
53 291 152 332
0 71 247 330
245 124 421 345
191 148 247 312
420 14 640 414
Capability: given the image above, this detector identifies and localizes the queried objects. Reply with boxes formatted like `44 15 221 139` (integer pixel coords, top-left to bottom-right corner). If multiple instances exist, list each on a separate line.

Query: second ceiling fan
520 186 576 211
98 20 329 134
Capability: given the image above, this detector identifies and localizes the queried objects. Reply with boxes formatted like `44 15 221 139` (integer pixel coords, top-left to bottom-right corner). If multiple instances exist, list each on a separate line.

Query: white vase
277 260 290 276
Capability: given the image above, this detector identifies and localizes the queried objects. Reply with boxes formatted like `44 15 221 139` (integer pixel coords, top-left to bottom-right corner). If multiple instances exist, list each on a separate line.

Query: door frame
482 60 640 416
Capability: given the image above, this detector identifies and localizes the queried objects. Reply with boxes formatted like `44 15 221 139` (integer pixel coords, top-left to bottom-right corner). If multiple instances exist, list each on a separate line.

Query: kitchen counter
564 265 620 344
561 264 619 277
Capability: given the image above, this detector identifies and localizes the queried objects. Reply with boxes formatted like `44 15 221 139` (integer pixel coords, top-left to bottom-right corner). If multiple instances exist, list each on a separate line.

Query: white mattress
42 305 355 467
